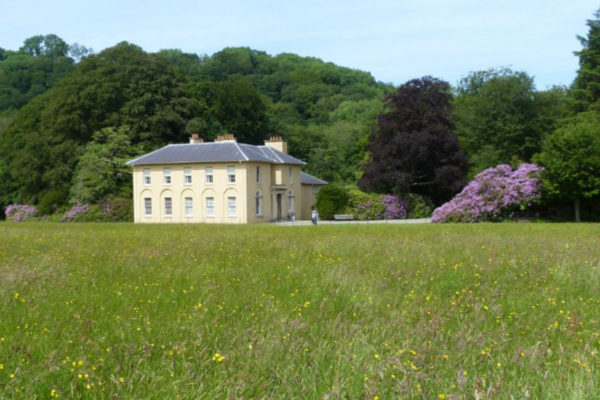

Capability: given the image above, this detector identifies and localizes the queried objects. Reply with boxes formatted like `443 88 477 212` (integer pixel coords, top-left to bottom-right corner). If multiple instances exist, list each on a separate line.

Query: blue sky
1 0 597 89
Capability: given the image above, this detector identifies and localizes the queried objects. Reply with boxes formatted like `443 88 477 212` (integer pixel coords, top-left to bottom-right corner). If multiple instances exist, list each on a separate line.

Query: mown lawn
0 222 599 399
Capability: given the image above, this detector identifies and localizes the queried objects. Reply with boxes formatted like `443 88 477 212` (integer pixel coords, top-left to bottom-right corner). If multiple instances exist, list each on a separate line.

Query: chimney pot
216 134 236 142
265 136 287 153
189 134 203 144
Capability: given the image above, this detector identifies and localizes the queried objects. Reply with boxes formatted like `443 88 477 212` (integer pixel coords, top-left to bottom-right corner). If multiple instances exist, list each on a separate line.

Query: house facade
127 135 326 223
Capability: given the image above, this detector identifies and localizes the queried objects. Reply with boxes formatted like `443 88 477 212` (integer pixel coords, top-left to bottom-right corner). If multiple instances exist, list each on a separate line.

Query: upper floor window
289 168 293 184
205 167 213 184
256 166 261 183
143 168 151 185
163 168 171 185
184 167 192 185
228 166 236 184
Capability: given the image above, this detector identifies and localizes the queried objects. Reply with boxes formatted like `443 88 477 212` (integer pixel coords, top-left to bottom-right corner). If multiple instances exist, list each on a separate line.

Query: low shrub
99 197 133 222
4 204 37 222
60 198 133 223
37 188 69 216
316 185 349 220
404 194 434 219
346 189 385 220
432 163 544 223
61 203 91 222
380 194 407 219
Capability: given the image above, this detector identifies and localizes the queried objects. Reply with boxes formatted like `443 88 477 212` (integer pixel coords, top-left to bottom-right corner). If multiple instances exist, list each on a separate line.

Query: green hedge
316 185 349 220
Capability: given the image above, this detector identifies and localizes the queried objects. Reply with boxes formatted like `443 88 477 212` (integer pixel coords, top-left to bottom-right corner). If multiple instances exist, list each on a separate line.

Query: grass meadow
0 222 599 399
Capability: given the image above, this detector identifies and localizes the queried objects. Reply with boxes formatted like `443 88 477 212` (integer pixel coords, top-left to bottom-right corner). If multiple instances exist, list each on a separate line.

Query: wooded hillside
0 38 391 216
2 8 600 221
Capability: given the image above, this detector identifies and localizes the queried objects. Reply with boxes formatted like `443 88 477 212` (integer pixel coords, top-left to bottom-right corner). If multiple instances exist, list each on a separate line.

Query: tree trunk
574 198 581 222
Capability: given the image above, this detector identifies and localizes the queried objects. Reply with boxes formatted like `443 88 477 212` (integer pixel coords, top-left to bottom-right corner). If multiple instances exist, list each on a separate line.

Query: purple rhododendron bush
380 194 407 219
4 204 37 221
431 163 544 223
61 203 91 222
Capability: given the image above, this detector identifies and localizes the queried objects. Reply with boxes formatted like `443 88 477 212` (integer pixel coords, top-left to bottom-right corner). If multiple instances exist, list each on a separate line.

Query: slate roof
300 171 327 186
127 142 306 166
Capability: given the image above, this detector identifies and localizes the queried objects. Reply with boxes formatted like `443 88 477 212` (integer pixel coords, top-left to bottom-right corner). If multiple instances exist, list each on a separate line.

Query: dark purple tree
358 76 467 204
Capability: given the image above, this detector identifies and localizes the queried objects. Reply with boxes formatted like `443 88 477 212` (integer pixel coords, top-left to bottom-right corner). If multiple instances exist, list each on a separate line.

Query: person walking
311 208 318 225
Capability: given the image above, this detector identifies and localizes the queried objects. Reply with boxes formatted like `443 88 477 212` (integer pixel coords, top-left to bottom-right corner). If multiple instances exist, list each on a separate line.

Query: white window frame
255 190 263 216
206 197 215 217
289 168 293 184
228 166 236 184
184 167 192 185
205 167 213 184
143 168 151 186
227 196 237 217
163 168 171 185
144 197 152 216
164 197 172 217
185 197 193 217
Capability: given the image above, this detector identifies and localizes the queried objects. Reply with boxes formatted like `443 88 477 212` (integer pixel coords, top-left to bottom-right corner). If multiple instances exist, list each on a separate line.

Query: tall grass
0 223 599 399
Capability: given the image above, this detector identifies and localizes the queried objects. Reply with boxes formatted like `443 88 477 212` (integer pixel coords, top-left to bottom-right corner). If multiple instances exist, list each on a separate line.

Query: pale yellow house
127 135 326 223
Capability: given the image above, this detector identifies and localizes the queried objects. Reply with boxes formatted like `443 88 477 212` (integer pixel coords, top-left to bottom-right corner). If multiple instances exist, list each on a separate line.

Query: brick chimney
264 136 287 153
215 134 237 143
189 134 204 144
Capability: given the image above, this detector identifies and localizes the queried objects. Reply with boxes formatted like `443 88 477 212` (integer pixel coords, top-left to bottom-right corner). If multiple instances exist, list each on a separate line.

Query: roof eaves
300 171 327 185
126 144 174 166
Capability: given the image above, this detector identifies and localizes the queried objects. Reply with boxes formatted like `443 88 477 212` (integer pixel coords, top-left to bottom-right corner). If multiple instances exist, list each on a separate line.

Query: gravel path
273 218 431 226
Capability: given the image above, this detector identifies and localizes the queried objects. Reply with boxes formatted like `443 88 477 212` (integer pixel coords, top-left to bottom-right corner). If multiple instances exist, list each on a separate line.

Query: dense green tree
68 43 93 62
189 81 270 144
359 77 467 204
187 46 390 182
573 8 600 111
0 36 75 113
20 34 69 60
70 126 140 204
157 49 205 81
534 112 600 222
315 184 349 220
34 42 193 146
0 42 194 206
454 68 566 176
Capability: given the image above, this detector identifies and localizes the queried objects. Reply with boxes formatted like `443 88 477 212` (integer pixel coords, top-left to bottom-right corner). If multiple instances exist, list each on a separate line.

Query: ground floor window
288 190 294 214
185 197 193 217
144 197 152 216
255 190 262 216
228 196 236 217
206 197 215 217
164 197 172 217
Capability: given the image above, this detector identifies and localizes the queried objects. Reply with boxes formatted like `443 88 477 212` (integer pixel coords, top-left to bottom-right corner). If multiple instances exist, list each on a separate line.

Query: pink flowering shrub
61 203 91 222
380 194 407 219
431 163 544 223
4 204 38 222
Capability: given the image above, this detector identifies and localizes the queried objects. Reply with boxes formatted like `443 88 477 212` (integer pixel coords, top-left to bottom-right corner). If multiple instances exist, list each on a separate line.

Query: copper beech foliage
359 76 467 204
